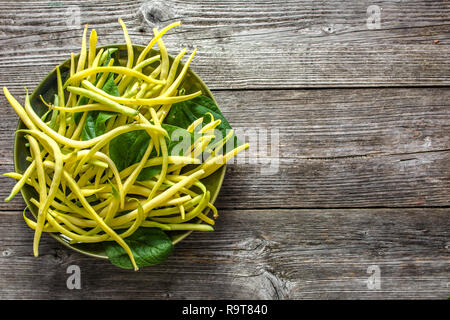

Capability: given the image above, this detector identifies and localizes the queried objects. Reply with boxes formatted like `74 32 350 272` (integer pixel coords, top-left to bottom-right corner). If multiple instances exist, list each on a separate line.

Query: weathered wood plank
0 0 448 302
0 208 448 299
0 0 449 89
1 87 448 209
217 150 450 209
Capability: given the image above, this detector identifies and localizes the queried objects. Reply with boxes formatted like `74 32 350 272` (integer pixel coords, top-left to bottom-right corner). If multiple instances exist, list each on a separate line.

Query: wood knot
139 1 176 29
2 248 13 257
233 235 279 261
322 25 335 34
52 248 68 264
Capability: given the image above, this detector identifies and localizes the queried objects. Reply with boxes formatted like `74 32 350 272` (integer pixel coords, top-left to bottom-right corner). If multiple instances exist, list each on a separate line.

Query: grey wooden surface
0 0 449 299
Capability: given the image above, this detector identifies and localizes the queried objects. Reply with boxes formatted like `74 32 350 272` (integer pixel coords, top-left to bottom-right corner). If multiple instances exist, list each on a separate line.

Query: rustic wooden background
0 0 449 299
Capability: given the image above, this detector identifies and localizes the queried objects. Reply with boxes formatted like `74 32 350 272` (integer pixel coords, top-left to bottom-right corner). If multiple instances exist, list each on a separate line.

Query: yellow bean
82 79 202 107
21 129 64 257
56 66 66 136
162 49 196 98
80 197 119 238
187 143 250 179
3 87 37 130
64 66 165 87
88 29 97 68
76 24 89 73
136 21 181 65
148 108 168 199
161 48 186 96
67 86 139 117
23 97 166 148
65 150 125 208
151 191 210 224
42 160 138 271
153 28 169 81
117 55 161 95
86 56 114 99
123 139 154 197
118 18 134 69
118 156 200 181
118 199 144 239
166 223 214 232
27 136 48 256
163 195 192 206
72 123 167 180
23 207 58 233
4 161 36 202
110 169 205 227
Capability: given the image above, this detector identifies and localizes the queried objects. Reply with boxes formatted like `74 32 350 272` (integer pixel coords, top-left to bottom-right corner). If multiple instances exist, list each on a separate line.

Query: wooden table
0 0 448 299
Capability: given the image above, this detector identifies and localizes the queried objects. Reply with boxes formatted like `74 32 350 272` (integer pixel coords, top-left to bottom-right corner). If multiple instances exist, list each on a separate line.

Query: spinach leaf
80 75 119 140
109 123 194 179
164 95 241 151
81 110 116 141
109 129 150 172
101 73 120 97
104 228 173 269
137 164 161 181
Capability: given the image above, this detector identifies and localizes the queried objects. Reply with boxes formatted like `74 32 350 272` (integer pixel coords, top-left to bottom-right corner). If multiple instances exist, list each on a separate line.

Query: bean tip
62 82 70 90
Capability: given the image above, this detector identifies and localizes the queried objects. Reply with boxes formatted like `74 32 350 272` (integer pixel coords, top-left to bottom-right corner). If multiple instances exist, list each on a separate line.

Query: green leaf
137 164 162 181
109 129 150 171
108 123 194 177
80 75 119 140
164 95 241 151
101 73 120 97
81 111 115 140
104 228 174 269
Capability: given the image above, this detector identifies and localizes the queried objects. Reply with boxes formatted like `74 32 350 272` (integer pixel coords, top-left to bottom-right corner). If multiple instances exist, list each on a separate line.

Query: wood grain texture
0 208 448 299
1 87 448 209
0 0 449 89
0 0 448 300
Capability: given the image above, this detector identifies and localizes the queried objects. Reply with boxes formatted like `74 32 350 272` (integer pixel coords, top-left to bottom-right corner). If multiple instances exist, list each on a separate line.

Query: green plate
14 44 226 259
